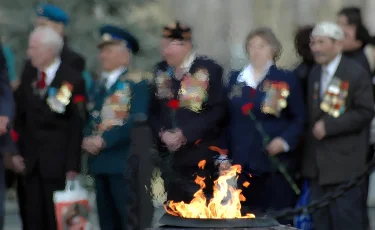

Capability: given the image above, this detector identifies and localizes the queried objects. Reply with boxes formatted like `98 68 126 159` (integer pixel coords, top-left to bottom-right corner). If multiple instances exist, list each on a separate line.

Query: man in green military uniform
82 25 151 230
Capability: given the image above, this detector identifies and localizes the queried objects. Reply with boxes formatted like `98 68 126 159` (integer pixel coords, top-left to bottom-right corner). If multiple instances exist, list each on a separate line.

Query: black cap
162 21 192 41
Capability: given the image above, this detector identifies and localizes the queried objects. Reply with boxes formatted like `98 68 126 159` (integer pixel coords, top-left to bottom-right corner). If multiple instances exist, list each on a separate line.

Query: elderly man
150 21 226 203
14 6 87 228
302 21 373 230
12 26 85 230
82 25 150 230
34 3 85 73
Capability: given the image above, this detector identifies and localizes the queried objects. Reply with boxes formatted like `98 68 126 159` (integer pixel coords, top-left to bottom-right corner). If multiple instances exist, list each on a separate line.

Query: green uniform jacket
85 70 152 174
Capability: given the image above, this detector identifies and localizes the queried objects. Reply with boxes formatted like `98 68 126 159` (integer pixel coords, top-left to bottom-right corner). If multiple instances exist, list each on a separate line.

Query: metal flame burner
147 213 299 229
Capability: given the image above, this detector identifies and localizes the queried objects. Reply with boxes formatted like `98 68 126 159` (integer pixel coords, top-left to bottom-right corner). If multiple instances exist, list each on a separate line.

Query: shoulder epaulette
123 71 154 84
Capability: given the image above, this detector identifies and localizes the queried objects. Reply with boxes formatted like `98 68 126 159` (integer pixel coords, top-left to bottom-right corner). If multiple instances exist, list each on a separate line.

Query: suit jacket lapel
309 65 322 122
48 65 65 91
310 57 346 122
331 57 347 83
27 67 45 104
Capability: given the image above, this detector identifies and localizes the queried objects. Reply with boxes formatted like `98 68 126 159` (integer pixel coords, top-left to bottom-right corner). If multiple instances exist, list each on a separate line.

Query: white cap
311 21 344 41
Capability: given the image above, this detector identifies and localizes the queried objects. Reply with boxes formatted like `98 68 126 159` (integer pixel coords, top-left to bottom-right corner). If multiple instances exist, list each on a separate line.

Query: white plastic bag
53 179 92 230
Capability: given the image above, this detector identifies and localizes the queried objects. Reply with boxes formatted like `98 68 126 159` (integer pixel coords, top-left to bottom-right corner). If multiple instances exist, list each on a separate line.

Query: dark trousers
24 168 65 230
5 169 15 189
95 174 127 230
16 175 27 230
240 173 296 224
310 180 368 230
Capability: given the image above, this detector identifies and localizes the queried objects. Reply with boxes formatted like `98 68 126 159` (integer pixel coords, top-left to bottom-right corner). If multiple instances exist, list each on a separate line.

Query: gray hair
245 27 282 61
30 26 64 54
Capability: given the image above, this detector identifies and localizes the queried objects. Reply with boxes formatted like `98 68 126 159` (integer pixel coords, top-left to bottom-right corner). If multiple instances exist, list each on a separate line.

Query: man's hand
313 120 326 140
82 136 104 155
266 137 286 156
12 155 25 174
0 116 9 136
161 129 187 152
66 171 78 180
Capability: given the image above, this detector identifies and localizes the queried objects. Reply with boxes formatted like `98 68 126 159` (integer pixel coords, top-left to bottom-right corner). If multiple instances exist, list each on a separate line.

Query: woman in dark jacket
223 27 304 223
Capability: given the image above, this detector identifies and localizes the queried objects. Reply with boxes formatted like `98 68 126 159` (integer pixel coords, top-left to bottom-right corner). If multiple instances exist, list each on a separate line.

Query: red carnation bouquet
167 99 180 129
241 103 254 116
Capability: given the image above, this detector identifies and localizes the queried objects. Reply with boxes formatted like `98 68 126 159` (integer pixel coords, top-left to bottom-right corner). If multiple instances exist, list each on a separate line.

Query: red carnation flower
11 130 19 142
73 95 85 103
341 81 349 90
167 99 180 110
241 103 253 115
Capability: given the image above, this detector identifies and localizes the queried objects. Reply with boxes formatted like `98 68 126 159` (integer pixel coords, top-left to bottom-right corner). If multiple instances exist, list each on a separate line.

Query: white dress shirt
42 58 61 86
237 61 273 88
101 67 127 90
320 53 342 97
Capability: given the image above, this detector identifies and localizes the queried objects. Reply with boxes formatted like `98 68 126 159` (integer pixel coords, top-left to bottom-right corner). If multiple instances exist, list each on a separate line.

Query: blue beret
36 4 69 25
98 25 140 54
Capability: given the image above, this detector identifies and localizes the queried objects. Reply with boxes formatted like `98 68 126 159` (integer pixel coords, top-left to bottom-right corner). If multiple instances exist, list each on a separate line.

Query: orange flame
164 160 255 219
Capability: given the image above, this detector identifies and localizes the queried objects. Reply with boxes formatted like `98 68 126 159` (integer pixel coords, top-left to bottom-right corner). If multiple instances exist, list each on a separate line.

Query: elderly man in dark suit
13 5 87 229
0 43 15 230
12 26 85 230
302 21 374 230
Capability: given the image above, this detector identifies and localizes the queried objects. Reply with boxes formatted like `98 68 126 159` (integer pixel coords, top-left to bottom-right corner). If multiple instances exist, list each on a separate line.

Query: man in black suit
302 21 373 230
0 43 15 230
12 26 85 230
13 5 87 229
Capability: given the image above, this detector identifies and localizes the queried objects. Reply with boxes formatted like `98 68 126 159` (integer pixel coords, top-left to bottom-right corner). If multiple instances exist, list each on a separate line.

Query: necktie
320 68 330 97
37 71 47 89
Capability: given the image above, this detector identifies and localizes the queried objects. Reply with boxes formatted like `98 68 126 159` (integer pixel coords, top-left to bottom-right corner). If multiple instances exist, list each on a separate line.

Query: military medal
320 102 330 112
279 98 287 108
331 96 338 104
313 81 319 106
229 84 243 99
92 110 99 118
97 81 131 133
319 77 349 118
46 82 73 113
56 82 73 105
193 69 209 81
178 69 209 113
281 88 289 97
261 80 271 92
155 71 173 99
261 81 289 117
341 81 349 97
